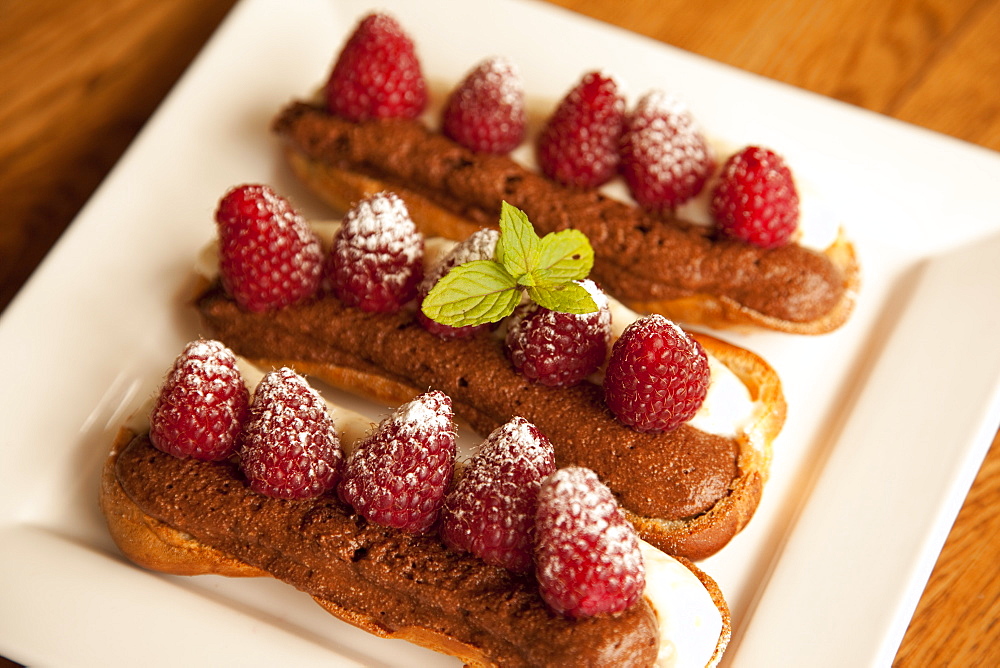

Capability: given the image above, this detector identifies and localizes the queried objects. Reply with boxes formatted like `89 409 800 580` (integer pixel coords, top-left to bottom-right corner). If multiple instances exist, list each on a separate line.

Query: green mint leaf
532 228 595 286
495 202 541 281
420 260 521 327
422 201 600 327
527 282 599 314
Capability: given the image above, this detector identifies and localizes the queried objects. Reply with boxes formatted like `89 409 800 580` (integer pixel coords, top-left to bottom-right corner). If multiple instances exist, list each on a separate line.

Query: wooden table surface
2 0 998 665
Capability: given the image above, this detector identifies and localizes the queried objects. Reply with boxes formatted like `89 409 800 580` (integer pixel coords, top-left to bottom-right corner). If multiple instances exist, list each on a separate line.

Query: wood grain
0 0 237 310
894 431 1000 665
1 0 998 665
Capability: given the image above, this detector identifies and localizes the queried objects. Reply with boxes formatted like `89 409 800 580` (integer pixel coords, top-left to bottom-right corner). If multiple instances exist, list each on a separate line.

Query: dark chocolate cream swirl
197 286 740 522
273 101 846 324
116 435 660 667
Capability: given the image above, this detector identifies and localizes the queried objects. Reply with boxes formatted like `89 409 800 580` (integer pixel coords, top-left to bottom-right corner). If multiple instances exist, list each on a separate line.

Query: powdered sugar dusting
442 55 526 153
163 340 241 389
621 89 715 209
578 279 611 328
645 313 687 341
439 416 555 571
330 191 425 310
149 339 249 461
385 390 454 440
534 466 645 617
420 227 499 293
340 191 422 263
472 56 523 108
444 228 500 269
458 416 556 488
338 390 456 532
239 367 342 499
495 417 548 459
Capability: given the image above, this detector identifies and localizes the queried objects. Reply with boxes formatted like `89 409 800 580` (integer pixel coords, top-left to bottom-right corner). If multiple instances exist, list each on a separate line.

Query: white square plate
3 0 1000 665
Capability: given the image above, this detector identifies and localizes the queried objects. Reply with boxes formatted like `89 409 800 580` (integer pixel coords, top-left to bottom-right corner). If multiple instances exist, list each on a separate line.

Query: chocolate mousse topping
115 434 660 667
196 285 740 523
273 101 846 324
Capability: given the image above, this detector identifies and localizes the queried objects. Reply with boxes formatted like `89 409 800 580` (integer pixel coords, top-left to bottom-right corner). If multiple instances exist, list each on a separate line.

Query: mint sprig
421 202 597 327
421 260 520 324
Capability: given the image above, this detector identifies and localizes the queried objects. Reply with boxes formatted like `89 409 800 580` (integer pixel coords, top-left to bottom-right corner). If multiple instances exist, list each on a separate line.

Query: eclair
274 103 858 334
192 185 786 561
270 12 859 334
100 350 731 667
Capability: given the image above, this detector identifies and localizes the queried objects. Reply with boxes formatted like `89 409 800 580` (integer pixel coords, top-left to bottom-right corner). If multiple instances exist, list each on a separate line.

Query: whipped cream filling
127 357 722 666
639 540 723 668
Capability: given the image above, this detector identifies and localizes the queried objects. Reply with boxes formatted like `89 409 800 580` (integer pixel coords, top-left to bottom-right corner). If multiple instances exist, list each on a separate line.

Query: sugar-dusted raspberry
442 56 526 154
324 12 427 121
338 391 456 533
505 280 611 387
619 90 716 211
534 467 645 618
417 228 500 339
149 340 249 461
215 184 323 312
421 228 501 294
328 192 424 312
415 306 489 340
239 367 342 499
603 314 710 432
536 71 626 189
711 145 800 249
439 417 556 573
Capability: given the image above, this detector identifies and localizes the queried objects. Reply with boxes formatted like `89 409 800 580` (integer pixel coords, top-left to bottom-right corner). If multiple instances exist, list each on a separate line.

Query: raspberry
239 367 342 499
415 305 489 340
439 417 556 573
417 228 499 339
442 56 526 154
216 184 323 312
534 467 645 618
603 314 710 432
328 192 424 312
338 391 456 533
710 145 800 249
505 280 611 387
149 340 249 461
620 90 715 212
536 71 626 189
324 12 427 121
